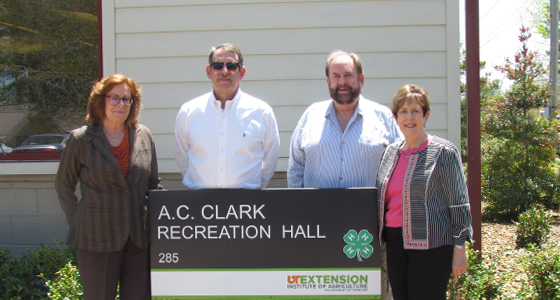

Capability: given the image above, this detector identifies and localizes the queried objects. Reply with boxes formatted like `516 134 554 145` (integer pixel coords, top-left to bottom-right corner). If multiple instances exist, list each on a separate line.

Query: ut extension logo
287 275 301 284
343 229 373 262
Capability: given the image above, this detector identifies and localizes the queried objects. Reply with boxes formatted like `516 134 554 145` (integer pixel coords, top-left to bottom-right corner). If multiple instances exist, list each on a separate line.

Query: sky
460 0 550 85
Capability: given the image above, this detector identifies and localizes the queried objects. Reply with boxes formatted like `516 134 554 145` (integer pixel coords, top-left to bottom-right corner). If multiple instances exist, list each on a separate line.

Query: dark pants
385 227 452 300
76 237 151 300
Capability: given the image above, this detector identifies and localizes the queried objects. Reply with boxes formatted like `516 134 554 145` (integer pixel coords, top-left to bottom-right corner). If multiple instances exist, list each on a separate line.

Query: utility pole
550 0 558 118
465 0 481 252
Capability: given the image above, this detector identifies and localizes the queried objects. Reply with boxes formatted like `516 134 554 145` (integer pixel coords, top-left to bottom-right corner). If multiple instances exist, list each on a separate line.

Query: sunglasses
106 95 133 107
210 61 240 71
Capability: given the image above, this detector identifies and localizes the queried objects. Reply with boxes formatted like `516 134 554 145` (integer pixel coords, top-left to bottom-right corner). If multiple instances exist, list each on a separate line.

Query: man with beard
288 50 402 189
175 43 280 189
288 51 401 300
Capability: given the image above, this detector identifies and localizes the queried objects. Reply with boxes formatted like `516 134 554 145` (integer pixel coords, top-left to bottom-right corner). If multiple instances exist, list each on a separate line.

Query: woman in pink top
376 84 472 300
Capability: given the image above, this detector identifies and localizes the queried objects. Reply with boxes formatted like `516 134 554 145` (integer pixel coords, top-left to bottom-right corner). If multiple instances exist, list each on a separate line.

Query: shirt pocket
360 136 388 158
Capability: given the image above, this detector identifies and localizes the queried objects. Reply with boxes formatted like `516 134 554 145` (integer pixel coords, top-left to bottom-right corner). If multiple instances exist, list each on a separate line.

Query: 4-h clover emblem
343 229 374 262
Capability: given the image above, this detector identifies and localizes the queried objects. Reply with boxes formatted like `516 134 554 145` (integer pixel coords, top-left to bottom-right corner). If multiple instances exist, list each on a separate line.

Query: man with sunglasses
174 43 280 189
287 50 402 300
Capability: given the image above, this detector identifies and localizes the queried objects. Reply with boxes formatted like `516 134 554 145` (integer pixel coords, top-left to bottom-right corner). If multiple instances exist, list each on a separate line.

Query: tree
0 0 98 131
532 0 556 41
459 48 502 156
482 27 560 220
532 0 560 75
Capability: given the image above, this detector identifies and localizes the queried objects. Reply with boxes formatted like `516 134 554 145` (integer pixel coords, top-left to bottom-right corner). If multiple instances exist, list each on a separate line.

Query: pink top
384 139 430 228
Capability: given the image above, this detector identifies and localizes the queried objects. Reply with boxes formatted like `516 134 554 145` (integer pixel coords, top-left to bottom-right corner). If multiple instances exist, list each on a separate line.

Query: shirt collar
210 89 242 110
325 95 364 119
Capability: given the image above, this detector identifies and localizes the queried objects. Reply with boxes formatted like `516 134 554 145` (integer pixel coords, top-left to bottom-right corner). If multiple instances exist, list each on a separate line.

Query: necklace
103 129 125 142
400 133 429 158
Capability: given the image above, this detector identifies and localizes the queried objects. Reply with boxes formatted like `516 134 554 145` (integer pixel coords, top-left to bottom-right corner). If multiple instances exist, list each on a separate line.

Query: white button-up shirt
288 96 402 188
175 90 280 189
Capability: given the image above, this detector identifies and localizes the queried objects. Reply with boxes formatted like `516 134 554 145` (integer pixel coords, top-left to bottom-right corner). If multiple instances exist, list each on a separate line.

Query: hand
452 246 467 281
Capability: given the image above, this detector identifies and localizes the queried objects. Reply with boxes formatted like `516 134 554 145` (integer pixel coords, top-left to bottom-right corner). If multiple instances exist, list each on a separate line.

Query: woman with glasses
55 74 162 299
376 84 472 300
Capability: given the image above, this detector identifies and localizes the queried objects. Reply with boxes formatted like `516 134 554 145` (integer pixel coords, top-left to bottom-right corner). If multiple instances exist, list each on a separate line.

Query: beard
329 84 361 105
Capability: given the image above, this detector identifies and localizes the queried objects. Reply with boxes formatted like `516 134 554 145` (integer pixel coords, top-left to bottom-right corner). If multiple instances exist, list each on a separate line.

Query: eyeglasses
106 95 133 107
210 61 240 71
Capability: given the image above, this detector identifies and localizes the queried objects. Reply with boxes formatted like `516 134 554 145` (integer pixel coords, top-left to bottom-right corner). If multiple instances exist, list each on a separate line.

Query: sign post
149 188 380 299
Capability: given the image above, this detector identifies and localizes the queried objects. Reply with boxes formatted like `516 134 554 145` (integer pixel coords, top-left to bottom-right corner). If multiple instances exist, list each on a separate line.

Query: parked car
12 134 69 153
0 143 12 154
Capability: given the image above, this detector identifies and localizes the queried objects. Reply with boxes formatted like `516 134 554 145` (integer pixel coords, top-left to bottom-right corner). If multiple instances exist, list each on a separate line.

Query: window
0 0 98 149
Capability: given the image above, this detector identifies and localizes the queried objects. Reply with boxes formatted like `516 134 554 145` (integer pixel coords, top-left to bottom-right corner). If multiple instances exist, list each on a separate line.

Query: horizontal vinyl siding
114 1 445 33
116 26 447 59
115 0 435 8
104 0 456 173
116 52 447 83
139 78 448 109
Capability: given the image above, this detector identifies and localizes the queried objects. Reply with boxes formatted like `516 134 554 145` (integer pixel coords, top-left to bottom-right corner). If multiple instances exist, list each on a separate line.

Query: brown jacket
55 124 162 253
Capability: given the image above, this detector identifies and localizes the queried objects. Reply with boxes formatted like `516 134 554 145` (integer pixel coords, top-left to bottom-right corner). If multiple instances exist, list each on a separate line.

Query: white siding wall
102 0 460 173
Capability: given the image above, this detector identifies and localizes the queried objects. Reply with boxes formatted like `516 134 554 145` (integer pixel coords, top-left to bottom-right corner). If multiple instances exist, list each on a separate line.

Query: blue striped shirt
288 96 403 188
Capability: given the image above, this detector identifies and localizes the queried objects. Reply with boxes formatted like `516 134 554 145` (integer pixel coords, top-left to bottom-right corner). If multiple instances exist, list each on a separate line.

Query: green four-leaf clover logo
343 229 373 262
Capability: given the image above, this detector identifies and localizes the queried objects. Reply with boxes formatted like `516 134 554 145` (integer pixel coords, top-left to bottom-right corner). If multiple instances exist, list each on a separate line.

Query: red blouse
110 129 130 178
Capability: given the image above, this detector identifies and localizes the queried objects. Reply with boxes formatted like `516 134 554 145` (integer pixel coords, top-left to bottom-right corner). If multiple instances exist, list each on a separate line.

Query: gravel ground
481 220 560 297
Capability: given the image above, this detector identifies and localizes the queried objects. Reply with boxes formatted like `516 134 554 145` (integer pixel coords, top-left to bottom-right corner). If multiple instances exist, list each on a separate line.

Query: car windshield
22 135 65 146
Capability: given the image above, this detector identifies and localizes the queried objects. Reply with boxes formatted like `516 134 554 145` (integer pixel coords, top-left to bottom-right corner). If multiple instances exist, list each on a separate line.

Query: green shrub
515 204 553 249
44 262 83 300
0 244 76 300
0 247 29 299
447 243 506 300
521 243 560 299
481 138 560 221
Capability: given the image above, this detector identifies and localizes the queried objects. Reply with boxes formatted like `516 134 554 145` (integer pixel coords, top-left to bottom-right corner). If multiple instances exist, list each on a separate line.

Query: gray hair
208 43 244 67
